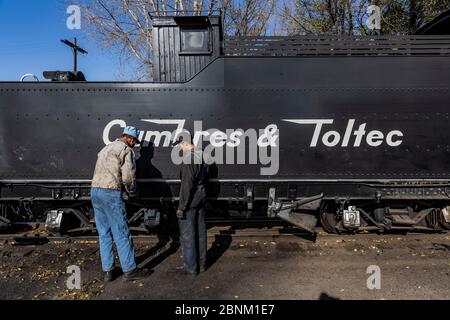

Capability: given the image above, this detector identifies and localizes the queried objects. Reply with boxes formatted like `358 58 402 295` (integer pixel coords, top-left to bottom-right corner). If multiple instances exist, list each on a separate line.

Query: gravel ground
0 229 449 300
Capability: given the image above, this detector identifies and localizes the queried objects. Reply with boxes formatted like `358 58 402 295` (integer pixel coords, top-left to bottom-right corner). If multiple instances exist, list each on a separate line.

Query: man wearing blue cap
91 126 150 282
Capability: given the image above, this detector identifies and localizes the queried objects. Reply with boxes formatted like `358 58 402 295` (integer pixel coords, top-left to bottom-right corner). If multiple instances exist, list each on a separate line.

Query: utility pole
61 38 88 73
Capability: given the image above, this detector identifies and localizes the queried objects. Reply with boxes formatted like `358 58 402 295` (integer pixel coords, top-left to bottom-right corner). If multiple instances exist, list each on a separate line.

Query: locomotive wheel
320 210 339 234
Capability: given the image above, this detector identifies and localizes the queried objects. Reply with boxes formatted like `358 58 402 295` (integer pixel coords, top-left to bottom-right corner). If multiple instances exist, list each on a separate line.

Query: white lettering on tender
282 119 404 147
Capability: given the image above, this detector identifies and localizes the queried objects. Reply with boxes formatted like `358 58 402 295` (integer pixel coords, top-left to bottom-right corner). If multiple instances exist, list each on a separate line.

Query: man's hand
176 209 184 219
128 191 137 199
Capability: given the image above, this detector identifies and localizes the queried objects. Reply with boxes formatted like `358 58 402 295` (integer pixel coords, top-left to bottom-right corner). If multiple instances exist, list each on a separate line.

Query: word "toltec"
283 119 404 147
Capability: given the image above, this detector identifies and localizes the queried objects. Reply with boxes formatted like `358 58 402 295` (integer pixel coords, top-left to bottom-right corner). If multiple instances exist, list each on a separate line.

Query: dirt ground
0 228 449 300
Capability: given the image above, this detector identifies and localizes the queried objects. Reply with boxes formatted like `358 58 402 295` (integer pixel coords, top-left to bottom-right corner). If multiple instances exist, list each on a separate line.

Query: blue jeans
91 188 137 273
178 207 207 273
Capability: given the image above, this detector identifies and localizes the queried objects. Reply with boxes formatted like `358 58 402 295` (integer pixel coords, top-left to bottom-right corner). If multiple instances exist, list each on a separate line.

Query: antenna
60 38 88 73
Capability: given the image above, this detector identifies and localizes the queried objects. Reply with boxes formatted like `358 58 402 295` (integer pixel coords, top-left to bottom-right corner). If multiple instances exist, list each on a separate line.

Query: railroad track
0 227 317 243
0 224 445 245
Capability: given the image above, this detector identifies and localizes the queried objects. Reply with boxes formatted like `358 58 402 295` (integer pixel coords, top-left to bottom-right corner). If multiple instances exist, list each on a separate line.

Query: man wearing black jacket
175 137 208 275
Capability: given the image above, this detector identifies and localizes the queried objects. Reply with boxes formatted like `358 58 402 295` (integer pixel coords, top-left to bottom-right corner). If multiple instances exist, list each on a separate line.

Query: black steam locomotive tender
1 12 450 235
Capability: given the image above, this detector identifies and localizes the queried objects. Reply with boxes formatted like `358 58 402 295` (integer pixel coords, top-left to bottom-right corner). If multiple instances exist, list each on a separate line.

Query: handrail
20 73 39 82
224 35 450 57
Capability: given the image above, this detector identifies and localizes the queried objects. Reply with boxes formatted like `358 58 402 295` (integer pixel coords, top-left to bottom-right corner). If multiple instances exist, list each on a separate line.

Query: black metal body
1 15 450 230
2 55 450 200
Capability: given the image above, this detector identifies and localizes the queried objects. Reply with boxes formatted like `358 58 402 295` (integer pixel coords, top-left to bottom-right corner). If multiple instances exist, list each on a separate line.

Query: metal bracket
129 209 145 225
52 189 62 200
358 208 384 229
412 208 434 225
0 215 11 229
277 210 318 234
267 187 277 218
288 184 297 200
67 208 92 228
270 193 324 233
128 208 160 228
45 208 93 232
245 185 254 211
73 189 81 200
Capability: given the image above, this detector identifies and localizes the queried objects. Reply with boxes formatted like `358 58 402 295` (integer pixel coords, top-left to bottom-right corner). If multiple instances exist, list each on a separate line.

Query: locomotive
1 12 450 235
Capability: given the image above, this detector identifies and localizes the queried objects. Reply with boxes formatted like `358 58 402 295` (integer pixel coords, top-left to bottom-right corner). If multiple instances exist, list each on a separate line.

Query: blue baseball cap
123 126 141 144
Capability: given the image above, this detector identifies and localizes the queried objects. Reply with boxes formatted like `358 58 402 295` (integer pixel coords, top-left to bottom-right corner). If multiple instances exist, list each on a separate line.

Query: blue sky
0 0 131 81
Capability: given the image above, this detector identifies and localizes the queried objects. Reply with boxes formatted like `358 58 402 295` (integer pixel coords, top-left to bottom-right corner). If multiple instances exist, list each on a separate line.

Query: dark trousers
178 207 207 273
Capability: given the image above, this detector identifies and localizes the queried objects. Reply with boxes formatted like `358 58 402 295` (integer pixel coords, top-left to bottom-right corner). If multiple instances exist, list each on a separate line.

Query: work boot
104 270 115 282
123 268 151 282
104 267 118 282
182 269 197 278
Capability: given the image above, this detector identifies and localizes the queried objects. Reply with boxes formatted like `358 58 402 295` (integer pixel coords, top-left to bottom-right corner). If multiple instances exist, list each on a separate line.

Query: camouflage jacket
91 139 136 196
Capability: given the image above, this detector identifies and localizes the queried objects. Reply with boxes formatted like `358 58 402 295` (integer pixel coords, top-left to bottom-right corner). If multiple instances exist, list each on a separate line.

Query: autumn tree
76 0 448 78
381 0 450 34
280 0 450 35
222 0 277 36
79 0 277 79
